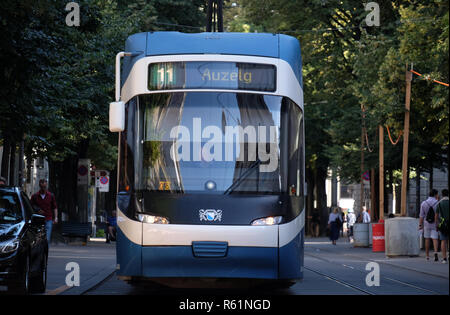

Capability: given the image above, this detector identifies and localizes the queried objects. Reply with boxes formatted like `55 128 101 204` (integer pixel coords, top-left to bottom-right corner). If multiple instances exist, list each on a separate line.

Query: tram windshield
121 92 303 195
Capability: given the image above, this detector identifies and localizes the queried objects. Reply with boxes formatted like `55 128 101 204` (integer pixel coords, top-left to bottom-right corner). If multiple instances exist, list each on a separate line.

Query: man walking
435 189 449 264
346 209 356 243
358 206 371 223
31 179 58 244
419 189 439 261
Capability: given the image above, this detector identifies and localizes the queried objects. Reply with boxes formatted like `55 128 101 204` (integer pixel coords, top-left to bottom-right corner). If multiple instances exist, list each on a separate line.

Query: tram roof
122 32 302 86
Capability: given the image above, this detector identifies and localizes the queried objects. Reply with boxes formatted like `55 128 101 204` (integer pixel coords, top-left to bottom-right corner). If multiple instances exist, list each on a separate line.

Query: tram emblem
199 209 222 222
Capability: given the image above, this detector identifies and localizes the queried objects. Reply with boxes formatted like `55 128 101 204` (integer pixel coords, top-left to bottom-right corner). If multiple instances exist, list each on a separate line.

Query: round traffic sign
100 176 109 185
78 165 88 176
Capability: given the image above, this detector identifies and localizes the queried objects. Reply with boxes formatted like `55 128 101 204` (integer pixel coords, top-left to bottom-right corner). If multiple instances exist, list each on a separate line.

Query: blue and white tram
109 32 305 287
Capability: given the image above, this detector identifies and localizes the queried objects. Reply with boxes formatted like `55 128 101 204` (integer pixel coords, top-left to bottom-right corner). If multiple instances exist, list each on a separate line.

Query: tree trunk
389 169 394 214
315 166 328 234
9 141 16 186
415 169 421 218
104 167 117 215
305 166 314 235
50 156 79 223
429 166 433 192
395 184 401 214
1 135 11 180
18 137 24 189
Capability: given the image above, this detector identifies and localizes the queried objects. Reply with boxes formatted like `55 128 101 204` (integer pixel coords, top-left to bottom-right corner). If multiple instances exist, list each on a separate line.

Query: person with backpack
31 179 58 244
419 189 439 261
435 189 449 264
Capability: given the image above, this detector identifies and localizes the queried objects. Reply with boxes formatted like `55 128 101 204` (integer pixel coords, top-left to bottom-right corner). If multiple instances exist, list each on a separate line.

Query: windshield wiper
224 159 261 195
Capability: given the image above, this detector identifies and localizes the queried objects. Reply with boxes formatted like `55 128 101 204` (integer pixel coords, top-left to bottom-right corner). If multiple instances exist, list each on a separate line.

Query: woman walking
328 207 342 245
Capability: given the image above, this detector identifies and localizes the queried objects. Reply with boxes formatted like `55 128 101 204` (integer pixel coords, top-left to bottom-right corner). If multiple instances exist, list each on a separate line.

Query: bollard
372 220 385 252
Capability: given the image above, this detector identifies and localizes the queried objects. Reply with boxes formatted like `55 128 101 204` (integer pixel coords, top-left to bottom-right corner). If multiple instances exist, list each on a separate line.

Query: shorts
439 231 448 241
423 227 439 240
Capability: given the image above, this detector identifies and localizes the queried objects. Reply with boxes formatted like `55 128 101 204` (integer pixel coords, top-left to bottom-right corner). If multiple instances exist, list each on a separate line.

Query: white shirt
362 211 371 223
347 213 356 226
328 212 342 224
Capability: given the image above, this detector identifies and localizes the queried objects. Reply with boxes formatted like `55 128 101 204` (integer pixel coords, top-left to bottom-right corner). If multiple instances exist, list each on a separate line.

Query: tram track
303 265 375 295
304 251 441 295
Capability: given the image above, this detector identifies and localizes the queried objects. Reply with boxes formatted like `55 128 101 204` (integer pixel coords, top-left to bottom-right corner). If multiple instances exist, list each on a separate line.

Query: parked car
0 186 48 294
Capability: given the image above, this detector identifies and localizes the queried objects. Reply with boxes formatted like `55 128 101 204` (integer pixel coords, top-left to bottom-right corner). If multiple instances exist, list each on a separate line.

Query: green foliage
237 0 448 183
96 229 105 237
1 0 206 171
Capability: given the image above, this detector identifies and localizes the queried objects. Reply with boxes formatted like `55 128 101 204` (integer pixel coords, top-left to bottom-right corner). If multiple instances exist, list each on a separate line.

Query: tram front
110 32 305 287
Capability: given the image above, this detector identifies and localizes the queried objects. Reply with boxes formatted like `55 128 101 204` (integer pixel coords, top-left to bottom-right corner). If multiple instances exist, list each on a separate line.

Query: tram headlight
251 216 283 226
137 213 170 224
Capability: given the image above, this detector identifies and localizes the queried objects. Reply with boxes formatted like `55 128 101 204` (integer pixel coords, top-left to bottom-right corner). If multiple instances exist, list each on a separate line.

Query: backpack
335 216 343 228
425 202 436 224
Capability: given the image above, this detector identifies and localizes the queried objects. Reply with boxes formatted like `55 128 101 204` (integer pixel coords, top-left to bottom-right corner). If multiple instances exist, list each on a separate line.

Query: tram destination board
148 61 276 92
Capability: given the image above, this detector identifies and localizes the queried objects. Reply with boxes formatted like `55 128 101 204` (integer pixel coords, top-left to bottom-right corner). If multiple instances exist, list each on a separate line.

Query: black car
0 186 48 294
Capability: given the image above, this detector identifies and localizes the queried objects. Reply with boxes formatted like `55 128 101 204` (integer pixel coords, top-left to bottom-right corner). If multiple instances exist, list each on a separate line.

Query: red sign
100 176 109 185
78 165 88 176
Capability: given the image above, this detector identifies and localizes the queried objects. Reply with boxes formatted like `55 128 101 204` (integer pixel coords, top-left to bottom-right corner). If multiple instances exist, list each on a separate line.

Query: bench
61 222 92 243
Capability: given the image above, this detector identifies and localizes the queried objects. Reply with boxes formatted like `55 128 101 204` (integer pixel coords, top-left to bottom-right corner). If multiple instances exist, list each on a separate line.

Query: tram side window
118 98 136 193
298 108 305 197
287 99 303 197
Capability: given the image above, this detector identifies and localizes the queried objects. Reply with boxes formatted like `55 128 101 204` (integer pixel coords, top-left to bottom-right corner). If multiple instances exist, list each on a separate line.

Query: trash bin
353 223 369 247
372 221 385 252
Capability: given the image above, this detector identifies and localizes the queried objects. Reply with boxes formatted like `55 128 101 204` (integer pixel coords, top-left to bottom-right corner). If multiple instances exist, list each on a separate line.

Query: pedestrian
328 207 342 245
106 210 117 243
419 189 439 261
30 179 58 244
361 206 371 223
346 208 356 243
311 208 321 237
435 189 449 264
0 176 6 186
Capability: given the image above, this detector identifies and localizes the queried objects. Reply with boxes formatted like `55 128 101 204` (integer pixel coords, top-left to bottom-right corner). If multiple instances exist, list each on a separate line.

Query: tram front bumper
116 213 305 281
141 244 278 279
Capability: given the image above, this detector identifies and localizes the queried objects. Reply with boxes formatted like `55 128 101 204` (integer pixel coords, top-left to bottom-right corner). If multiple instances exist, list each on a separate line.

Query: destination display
148 61 276 92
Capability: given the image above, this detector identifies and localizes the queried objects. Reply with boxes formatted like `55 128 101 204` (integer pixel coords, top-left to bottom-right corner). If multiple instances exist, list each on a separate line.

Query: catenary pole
400 65 412 217
379 125 384 221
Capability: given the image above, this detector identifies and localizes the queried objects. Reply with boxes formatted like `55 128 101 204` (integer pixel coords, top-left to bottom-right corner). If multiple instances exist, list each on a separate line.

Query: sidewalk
44 238 116 295
305 237 449 279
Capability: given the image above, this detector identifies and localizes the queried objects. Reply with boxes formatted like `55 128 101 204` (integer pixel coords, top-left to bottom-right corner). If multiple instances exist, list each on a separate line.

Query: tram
109 31 305 287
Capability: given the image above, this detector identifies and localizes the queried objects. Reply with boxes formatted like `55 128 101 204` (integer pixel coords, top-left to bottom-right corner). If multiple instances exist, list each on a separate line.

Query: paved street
0 239 116 295
84 237 449 295
1 237 447 295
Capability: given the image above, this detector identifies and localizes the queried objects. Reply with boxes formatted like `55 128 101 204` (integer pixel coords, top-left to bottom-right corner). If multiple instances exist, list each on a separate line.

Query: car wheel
31 252 48 293
8 254 31 294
